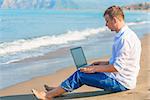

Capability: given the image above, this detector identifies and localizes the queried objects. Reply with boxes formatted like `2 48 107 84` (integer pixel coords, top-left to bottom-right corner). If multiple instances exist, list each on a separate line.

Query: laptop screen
70 47 87 68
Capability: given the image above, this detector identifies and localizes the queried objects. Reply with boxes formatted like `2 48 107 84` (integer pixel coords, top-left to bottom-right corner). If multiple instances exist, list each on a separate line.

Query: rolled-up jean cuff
60 84 73 92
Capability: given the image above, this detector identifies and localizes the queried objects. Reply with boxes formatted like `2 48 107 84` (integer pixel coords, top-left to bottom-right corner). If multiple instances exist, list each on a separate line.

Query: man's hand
91 61 101 65
91 61 109 65
79 66 96 73
80 64 118 73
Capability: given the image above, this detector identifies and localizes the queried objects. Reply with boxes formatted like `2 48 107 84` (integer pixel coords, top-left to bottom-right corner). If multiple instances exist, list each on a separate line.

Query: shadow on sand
0 90 115 100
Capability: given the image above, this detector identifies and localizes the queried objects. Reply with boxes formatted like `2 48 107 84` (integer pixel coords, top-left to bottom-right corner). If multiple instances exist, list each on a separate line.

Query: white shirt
105 25 141 89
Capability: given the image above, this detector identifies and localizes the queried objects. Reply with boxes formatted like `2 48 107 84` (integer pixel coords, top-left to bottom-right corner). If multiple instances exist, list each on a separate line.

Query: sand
0 34 149 100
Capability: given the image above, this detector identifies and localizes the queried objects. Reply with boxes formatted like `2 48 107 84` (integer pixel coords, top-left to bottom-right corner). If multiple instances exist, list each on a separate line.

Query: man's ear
113 17 118 23
114 16 122 22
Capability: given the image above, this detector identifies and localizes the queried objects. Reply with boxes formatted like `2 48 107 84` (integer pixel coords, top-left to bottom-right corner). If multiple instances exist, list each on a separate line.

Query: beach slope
0 34 150 100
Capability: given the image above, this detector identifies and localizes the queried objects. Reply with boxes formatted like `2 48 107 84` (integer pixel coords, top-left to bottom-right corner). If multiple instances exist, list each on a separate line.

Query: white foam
127 21 150 26
0 27 107 56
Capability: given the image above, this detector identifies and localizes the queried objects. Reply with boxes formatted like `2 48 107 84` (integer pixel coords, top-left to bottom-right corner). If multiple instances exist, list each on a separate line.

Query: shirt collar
115 24 128 40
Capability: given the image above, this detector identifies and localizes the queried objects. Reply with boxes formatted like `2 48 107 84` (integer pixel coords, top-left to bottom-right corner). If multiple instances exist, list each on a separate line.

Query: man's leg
32 70 127 99
60 70 127 92
32 70 84 99
45 86 66 99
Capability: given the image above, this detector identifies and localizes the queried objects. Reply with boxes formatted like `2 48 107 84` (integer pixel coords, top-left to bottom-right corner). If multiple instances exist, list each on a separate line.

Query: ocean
0 9 150 89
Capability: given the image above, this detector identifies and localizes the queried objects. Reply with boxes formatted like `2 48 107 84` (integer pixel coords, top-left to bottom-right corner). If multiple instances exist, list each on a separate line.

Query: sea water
0 9 150 89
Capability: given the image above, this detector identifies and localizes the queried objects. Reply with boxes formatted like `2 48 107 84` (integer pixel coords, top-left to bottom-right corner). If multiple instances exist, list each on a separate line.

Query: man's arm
92 61 109 65
80 64 118 73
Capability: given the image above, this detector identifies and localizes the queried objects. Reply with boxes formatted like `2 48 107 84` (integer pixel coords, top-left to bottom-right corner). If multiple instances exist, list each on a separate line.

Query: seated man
32 5 141 100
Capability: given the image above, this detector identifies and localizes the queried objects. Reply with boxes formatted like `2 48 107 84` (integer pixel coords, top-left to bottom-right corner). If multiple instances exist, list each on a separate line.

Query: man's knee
76 70 87 76
74 70 88 81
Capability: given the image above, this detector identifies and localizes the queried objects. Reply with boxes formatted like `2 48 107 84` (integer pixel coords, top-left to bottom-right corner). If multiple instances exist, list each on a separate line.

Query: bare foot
31 89 51 100
44 85 63 97
44 84 55 91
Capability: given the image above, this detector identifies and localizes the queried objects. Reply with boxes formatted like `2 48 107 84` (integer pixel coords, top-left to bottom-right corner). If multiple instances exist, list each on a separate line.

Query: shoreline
0 57 109 95
0 34 149 100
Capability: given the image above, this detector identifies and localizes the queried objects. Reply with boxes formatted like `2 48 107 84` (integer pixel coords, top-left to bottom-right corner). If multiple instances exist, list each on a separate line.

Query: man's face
104 15 116 32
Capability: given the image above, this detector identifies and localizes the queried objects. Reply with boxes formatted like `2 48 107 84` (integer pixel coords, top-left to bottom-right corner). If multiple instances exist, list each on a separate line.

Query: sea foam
0 20 149 64
0 27 107 56
127 21 150 26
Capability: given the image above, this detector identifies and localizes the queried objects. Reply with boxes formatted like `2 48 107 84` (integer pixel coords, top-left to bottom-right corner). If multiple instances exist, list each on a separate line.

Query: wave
0 20 148 65
0 20 148 56
0 27 107 56
127 21 150 26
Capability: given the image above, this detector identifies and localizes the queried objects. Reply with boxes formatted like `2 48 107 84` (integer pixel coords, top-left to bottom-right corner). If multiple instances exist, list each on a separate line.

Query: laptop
70 47 90 69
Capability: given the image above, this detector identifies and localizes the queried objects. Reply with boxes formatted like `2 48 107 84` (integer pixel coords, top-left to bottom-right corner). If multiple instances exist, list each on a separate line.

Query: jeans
60 70 128 92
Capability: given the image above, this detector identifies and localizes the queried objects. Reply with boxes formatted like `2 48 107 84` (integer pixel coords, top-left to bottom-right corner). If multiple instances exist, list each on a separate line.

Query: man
32 5 141 100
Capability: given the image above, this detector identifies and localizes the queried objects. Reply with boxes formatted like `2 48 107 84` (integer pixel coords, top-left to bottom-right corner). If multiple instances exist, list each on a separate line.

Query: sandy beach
0 34 149 100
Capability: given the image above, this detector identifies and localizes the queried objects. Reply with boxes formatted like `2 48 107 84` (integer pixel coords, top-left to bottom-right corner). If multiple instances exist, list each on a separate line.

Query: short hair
104 5 124 20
